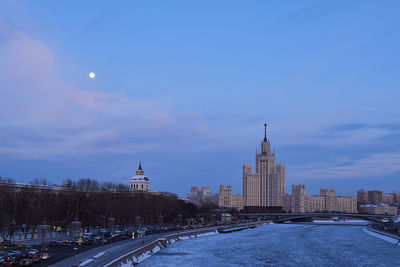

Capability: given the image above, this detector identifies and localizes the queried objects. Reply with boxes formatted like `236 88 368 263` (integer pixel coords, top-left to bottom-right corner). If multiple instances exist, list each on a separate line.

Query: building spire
264 123 267 142
138 161 143 171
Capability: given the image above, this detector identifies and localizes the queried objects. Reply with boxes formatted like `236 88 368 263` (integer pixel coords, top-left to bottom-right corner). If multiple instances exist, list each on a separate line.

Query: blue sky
0 0 399 197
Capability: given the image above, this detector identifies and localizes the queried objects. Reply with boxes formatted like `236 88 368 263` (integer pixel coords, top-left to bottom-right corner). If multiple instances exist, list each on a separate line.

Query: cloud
286 0 364 23
283 121 400 181
290 152 400 180
0 21 211 159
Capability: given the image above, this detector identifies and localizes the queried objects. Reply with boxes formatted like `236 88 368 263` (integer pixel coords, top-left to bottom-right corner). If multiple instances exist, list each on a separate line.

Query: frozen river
141 223 400 266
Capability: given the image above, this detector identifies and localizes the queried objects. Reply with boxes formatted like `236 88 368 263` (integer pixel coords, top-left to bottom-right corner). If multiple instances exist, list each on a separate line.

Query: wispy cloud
286 0 364 23
290 152 400 180
0 21 212 159
284 121 400 181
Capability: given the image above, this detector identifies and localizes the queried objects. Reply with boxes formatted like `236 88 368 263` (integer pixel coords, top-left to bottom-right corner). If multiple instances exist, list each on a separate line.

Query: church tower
130 162 150 192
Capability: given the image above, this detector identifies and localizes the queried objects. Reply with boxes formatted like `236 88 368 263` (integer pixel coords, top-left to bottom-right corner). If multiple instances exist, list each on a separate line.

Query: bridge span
238 212 394 223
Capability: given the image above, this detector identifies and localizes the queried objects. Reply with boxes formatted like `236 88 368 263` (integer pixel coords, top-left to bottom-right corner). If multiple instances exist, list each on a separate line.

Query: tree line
0 177 209 236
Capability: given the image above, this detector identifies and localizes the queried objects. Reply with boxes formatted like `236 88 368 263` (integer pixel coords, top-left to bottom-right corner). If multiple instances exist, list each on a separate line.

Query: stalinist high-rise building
243 124 286 208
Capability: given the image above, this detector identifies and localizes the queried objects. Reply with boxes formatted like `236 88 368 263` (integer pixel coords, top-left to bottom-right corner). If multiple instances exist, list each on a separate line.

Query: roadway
50 224 256 267
49 234 163 267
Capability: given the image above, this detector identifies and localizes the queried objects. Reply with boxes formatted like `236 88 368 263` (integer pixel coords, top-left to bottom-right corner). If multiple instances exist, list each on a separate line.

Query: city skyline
1 1 400 197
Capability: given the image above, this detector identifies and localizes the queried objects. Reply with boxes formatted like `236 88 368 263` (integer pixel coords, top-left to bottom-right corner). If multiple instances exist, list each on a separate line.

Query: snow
141 224 400 267
179 236 190 240
363 227 400 246
118 260 135 267
152 245 161 254
93 252 106 259
138 251 152 263
78 259 94 266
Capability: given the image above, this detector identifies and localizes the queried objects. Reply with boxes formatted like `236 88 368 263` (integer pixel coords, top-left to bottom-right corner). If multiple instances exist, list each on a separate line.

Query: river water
140 223 400 266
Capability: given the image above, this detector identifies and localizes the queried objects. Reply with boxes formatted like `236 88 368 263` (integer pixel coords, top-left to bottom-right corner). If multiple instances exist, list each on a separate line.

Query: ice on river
140 224 400 267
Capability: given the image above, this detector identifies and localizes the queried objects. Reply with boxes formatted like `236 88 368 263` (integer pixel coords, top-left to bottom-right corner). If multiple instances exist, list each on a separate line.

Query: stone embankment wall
103 228 219 267
363 225 400 247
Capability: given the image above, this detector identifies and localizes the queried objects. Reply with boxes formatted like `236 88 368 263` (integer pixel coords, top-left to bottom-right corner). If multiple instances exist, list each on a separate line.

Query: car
2 255 20 267
30 255 41 264
2 241 16 247
28 249 39 257
0 252 7 263
17 244 27 249
56 240 70 247
19 258 32 266
49 241 58 247
40 252 50 260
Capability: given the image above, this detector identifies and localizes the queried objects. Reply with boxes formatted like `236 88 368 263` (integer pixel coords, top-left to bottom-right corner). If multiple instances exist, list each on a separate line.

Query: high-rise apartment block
219 184 244 211
287 184 357 213
187 186 218 206
357 189 383 206
243 124 286 208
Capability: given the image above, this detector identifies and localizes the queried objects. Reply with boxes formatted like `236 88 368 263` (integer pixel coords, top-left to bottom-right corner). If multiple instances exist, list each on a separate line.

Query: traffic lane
51 235 162 267
87 234 164 267
37 238 133 266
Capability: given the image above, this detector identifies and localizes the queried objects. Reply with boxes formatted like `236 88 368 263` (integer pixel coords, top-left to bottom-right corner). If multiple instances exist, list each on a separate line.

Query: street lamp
71 216 81 256
37 218 50 252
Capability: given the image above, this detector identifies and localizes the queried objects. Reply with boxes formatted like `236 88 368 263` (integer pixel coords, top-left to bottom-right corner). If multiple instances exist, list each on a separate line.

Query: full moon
89 72 96 79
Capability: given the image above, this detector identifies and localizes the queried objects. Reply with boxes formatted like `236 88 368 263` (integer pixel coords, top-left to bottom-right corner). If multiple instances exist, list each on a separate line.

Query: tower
243 123 286 208
130 162 150 192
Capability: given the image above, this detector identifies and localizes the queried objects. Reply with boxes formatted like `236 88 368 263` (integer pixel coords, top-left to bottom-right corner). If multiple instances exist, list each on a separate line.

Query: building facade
357 189 383 206
218 184 244 211
129 162 150 192
286 184 357 213
187 186 219 206
359 204 398 216
243 124 286 208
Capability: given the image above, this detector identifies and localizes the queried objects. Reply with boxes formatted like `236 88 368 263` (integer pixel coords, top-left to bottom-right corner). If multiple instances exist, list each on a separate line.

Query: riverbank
363 225 400 246
140 223 400 266
102 223 262 267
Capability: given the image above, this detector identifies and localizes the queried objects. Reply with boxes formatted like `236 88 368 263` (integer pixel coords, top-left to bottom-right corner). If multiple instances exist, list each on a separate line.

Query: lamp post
71 216 81 256
157 215 163 227
107 216 115 244
37 219 49 252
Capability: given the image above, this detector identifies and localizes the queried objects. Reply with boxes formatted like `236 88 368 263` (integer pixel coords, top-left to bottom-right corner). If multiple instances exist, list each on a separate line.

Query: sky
0 0 399 197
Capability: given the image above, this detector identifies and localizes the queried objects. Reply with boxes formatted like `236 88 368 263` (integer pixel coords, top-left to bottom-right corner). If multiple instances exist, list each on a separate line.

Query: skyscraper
243 124 286 208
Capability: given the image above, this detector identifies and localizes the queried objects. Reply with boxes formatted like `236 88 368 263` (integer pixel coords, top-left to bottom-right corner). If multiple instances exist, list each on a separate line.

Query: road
49 234 163 267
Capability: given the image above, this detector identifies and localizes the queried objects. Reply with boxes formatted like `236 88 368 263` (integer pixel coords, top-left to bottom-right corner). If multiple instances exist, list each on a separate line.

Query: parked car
28 249 39 257
49 241 58 247
30 255 41 264
40 252 50 260
2 255 20 267
19 258 32 266
56 240 71 247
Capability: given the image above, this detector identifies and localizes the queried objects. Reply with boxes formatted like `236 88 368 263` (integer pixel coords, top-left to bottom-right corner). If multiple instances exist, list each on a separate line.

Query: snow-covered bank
363 226 400 247
103 229 219 267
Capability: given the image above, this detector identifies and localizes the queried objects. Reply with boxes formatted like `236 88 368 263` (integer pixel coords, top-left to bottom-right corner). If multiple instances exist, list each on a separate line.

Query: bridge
238 213 394 223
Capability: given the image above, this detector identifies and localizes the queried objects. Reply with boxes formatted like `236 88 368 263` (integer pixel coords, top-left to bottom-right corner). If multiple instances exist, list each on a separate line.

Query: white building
129 162 150 192
243 124 286 207
288 184 357 213
219 184 244 211
359 204 398 216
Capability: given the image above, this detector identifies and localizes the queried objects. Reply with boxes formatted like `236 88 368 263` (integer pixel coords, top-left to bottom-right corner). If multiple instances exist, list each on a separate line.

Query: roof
138 162 143 171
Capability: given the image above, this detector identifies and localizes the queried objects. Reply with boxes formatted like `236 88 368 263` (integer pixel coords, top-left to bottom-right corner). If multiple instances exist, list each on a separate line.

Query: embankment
363 225 400 246
103 228 218 267
103 223 262 267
